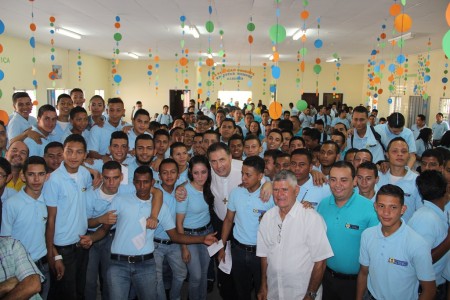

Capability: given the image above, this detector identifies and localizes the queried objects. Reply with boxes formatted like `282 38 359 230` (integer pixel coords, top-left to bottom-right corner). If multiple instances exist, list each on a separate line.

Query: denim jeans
35 259 50 300
85 231 114 300
154 242 187 300
185 225 213 300
107 257 156 300
231 244 261 300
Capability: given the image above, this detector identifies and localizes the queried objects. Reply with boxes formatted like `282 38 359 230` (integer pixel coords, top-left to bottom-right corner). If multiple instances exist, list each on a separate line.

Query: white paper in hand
207 239 224 257
218 241 232 274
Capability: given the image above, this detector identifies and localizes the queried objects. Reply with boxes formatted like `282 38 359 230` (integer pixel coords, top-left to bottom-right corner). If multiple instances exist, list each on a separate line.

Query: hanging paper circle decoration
180 15 186 22
246 104 252 111
0 110 9 126
0 19 4 35
313 64 322 74
33 100 39 106
314 39 323 49
394 14 412 33
247 80 252 87
424 75 431 82
248 35 253 44
269 24 287 43
388 98 393 104
48 72 57 80
247 22 255 32
114 33 122 42
446 3 450 27
296 99 308 111
300 10 309 20
270 85 276 93
113 74 122 83
29 37 36 48
205 21 214 33
268 102 282 119
396 54 406 64
272 65 281 79
179 57 188 66
389 3 402 16
443 30 450 58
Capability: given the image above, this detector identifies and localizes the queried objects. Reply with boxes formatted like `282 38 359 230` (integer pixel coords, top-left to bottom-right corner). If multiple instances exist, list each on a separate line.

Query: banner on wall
215 68 254 81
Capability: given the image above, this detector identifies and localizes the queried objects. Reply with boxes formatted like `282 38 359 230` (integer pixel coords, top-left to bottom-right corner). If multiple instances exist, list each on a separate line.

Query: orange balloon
389 3 401 16
148 65 152 70
373 77 380 84
394 14 412 33
300 10 309 20
154 56 160 62
49 16 56 23
273 52 279 62
179 57 188 66
30 23 36 31
388 75 395 82
206 58 214 67
248 35 253 44
0 110 9 126
33 100 39 106
446 3 450 26
268 102 282 120
185 49 189 54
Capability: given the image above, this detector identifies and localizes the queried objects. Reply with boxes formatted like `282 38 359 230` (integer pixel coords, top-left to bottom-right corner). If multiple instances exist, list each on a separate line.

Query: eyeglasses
0 173 8 179
277 223 283 244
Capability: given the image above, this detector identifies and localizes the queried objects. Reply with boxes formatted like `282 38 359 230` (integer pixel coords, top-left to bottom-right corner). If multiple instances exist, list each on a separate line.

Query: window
94 90 105 99
388 96 402 115
13 89 37 118
439 98 450 123
47 89 70 107
217 91 252 107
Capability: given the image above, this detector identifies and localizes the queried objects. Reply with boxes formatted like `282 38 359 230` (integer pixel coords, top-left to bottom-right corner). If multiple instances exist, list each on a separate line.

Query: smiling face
356 168 378 195
38 111 58 135
89 97 105 116
133 114 150 135
329 166 356 204
190 162 209 187
267 132 283 150
290 154 312 184
229 139 244 160
374 194 406 231
107 103 125 125
14 97 33 119
71 112 89 134
244 139 262 157
71 91 85 107
273 180 298 210
159 161 179 188
57 97 73 118
44 146 63 172
208 149 232 177
109 138 128 163
135 139 155 165
63 141 87 173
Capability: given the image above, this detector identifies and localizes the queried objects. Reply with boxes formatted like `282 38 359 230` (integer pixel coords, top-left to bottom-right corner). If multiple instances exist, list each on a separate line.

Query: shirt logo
388 258 408 266
253 209 267 214
404 193 411 197
345 223 359 230
82 187 87 192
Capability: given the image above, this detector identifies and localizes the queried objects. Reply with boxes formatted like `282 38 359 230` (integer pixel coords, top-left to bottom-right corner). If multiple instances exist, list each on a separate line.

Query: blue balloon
29 37 35 48
272 66 281 79
374 65 380 72
113 74 122 83
0 70 4 81
370 49 377 55
270 85 276 93
424 75 431 82
388 64 396 72
0 19 4 35
396 54 406 64
147 71 152 76
314 39 323 48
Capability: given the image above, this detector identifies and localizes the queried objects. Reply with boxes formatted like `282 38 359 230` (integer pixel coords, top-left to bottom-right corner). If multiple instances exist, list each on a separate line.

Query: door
323 93 343 108
169 90 188 120
407 96 430 128
301 93 319 110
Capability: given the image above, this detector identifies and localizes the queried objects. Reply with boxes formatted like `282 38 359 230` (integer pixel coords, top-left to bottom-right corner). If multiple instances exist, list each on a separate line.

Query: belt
232 239 256 253
55 243 78 251
154 238 173 245
110 253 154 263
35 255 48 265
326 267 357 280
184 222 211 233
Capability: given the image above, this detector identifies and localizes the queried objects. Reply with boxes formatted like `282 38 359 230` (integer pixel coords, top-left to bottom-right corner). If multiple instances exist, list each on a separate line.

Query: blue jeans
85 231 114 300
185 225 213 300
35 260 50 300
154 242 187 300
107 257 157 300
231 244 261 300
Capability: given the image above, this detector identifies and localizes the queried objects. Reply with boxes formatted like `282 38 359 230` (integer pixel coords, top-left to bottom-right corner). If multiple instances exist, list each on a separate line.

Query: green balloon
247 22 255 32
296 99 307 111
313 64 322 74
115 49 120 54
401 0 406 5
269 24 286 43
114 33 122 42
205 21 214 33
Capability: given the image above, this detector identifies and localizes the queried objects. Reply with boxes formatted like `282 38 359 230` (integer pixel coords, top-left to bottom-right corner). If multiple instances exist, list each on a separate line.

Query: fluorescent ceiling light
388 32 414 42
269 54 274 60
292 28 308 41
127 52 139 59
189 26 200 38
56 27 82 39
326 57 340 63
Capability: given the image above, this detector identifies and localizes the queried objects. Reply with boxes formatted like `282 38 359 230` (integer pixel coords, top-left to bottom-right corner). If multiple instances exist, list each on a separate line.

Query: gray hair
273 170 298 188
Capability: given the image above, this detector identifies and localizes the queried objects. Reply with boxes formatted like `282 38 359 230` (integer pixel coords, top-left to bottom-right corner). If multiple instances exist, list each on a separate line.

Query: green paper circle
247 22 255 32
269 24 287 43
219 30 224 35
114 33 122 42
0 89 2 98
300 47 308 56
218 50 225 57
205 21 214 33
207 81 212 86
296 78 301 83
313 64 322 74
115 49 120 54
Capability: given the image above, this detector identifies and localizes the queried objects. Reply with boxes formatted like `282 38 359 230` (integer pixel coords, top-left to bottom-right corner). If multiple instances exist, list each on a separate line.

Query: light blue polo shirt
110 194 174 255
331 117 350 129
228 185 274 245
87 121 126 155
24 126 51 157
0 188 48 261
360 222 435 299
408 201 449 285
86 187 118 231
347 125 385 163
52 121 69 143
176 182 210 229
61 127 90 144
296 175 332 209
378 168 423 222
374 123 417 153
43 163 92 246
175 167 189 187
6 114 37 142
432 121 449 140
128 130 151 151
317 192 379 274
127 158 159 186
154 183 177 241
2 187 17 201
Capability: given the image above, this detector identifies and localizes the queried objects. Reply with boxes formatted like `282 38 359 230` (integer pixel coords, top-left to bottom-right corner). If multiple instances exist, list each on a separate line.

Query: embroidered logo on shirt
404 193 411 197
345 223 359 230
388 258 408 266
253 209 267 214
81 187 87 192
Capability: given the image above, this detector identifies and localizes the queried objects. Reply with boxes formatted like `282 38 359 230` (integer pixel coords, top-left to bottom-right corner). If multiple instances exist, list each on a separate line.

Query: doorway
301 93 319 109
169 90 190 120
323 93 343 108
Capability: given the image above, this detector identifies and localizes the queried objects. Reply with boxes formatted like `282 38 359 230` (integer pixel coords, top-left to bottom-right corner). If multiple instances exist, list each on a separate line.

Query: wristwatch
306 291 317 299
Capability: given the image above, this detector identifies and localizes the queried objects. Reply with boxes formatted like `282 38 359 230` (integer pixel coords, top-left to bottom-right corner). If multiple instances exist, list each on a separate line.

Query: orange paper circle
315 58 321 64
32 100 39 106
248 35 253 44
269 102 282 120
0 44 3 54
389 3 402 16
446 3 450 26
184 79 189 84
154 56 160 62
115 22 121 29
300 10 309 20
0 110 9 125
394 14 412 33
30 23 36 31
179 57 188 66
206 58 214 67
49 72 57 80
273 52 279 62
396 67 404 76
197 88 203 94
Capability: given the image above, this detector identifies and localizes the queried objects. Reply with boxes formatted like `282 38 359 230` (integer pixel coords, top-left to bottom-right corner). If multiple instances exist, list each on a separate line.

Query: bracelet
54 255 63 261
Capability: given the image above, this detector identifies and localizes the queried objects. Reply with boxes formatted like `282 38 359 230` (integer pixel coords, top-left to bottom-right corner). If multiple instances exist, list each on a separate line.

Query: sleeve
306 212 334 262
227 189 238 212
6 120 26 141
408 217 436 249
367 206 380 227
156 114 161 123
43 177 60 207
406 132 417 153
176 195 188 214
159 204 176 231
0 199 14 236
256 216 269 258
359 230 370 266
85 191 95 219
87 126 101 153
415 140 424 156
12 239 43 282
411 239 435 281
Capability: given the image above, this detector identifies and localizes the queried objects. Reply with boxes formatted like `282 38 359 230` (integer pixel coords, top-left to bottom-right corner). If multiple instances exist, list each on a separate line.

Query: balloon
269 24 287 43
394 14 412 33
0 19 4 35
424 75 431 82
443 30 450 59
269 102 282 119
247 23 255 31
205 21 214 33
113 74 122 83
313 64 322 74
271 65 281 79
300 10 309 20
0 110 8 125
396 54 406 64
296 99 307 111
206 58 214 66
446 3 450 27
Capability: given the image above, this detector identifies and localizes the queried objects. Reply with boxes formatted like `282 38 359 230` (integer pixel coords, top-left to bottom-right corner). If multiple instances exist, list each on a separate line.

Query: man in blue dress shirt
24 105 57 157
357 184 436 300
6 92 37 143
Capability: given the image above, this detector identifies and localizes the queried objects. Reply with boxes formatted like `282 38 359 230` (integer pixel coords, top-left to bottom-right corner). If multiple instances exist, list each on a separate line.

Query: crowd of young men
0 90 449 300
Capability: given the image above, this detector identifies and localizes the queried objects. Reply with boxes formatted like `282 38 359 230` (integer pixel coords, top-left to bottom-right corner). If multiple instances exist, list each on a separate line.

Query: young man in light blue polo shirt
1 156 50 299
6 92 37 143
409 170 450 299
378 137 423 222
52 94 72 143
44 134 92 300
24 105 58 157
107 166 216 300
357 184 436 300
218 156 274 299
128 109 151 152
317 161 379 300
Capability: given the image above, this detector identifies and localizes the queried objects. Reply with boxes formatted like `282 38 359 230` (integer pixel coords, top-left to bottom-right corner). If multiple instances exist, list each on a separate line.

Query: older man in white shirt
257 170 333 300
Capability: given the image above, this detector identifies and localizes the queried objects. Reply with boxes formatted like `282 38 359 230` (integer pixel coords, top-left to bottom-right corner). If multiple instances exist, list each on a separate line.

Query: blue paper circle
272 66 281 79
371 49 377 55
155 64 159 68
147 71 152 76
207 91 211 97
247 80 252 87
0 70 4 81
77 61 82 66
336 63 341 67
113 74 122 83
50 29 54 34
388 98 393 104
424 75 431 82
388 64 396 72
314 39 323 48
29 37 35 48
442 77 448 83
32 80 37 86
115 16 120 22
374 65 380 72
180 16 186 22
0 19 4 35
270 85 276 93
396 54 406 64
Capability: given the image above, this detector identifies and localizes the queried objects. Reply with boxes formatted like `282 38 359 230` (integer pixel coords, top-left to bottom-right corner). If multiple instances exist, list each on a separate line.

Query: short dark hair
23 156 48 173
387 137 408 151
268 129 283 141
69 106 88 120
228 134 243 146
331 130 346 143
135 134 154 150
417 114 426 121
44 142 63 155
203 130 220 141
289 136 305 147
357 161 378 178
134 165 153 180
264 149 282 161
110 131 129 146
0 157 11 175
303 128 321 142
170 142 187 156
70 88 84 96
12 92 31 105
352 105 369 117
170 127 184 137
421 149 444 166
330 161 356 178
57 93 72 105
154 129 170 140
207 142 230 157
321 141 340 154
345 148 358 161
416 170 447 201
89 95 105 106
376 184 405 205
334 122 348 130
243 156 265 174
108 97 124 106
356 149 373 162
102 160 122 172
387 112 405 128
244 134 262 146
221 119 236 128
159 158 179 174
278 119 294 132
63 134 87 152
38 104 56 118
291 148 313 164
133 109 150 120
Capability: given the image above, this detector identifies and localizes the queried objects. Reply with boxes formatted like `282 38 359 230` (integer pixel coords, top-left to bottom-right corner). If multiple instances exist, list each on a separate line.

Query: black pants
48 244 89 300
322 268 357 300
211 211 238 300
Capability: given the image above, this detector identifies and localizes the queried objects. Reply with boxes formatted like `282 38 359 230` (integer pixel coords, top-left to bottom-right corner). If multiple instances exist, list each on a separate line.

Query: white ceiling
0 0 448 65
